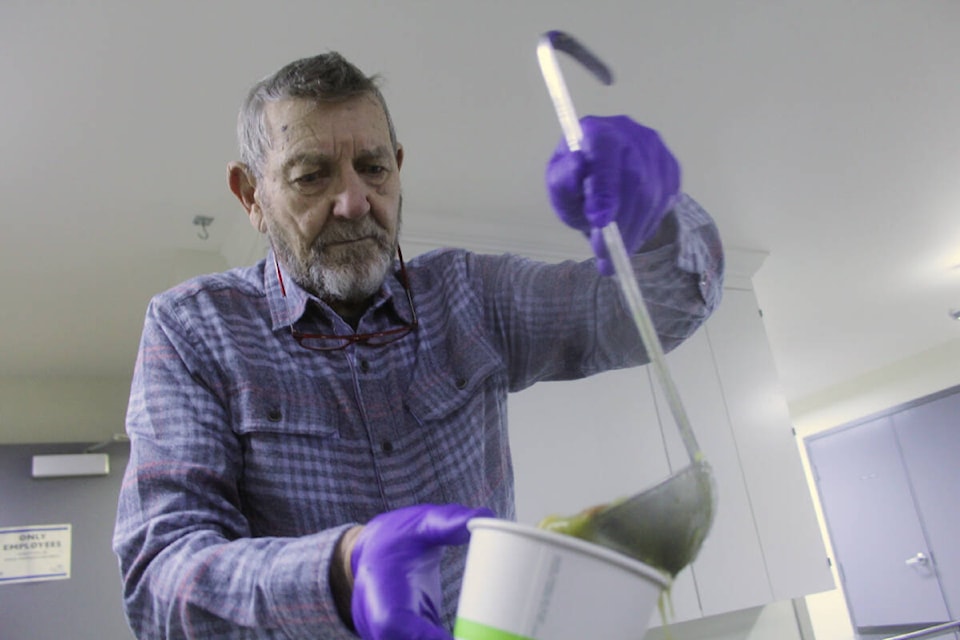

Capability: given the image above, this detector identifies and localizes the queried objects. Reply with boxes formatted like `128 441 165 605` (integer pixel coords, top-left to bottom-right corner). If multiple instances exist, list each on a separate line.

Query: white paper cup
454 518 670 640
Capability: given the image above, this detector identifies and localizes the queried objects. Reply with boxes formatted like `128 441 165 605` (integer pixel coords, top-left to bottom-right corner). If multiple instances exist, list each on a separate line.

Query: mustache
314 220 390 250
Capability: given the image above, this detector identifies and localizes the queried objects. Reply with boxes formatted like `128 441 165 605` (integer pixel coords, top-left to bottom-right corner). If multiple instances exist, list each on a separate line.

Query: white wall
0 250 236 446
790 337 960 640
0 375 131 444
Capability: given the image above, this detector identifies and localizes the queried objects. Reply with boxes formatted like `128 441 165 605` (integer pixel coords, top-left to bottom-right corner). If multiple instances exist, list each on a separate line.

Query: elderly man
114 52 723 639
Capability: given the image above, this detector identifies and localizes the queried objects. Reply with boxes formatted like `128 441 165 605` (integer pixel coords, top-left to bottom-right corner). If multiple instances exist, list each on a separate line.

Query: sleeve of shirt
113 297 358 640
478 192 724 390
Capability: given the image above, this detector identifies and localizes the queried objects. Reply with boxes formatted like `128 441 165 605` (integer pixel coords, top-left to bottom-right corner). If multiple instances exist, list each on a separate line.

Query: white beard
305 239 394 302
268 215 400 304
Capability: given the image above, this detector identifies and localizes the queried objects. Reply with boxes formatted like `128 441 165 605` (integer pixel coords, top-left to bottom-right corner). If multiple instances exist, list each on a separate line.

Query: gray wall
0 442 132 639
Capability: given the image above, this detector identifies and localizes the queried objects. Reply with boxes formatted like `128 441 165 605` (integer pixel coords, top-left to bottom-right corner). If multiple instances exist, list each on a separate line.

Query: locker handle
905 552 929 566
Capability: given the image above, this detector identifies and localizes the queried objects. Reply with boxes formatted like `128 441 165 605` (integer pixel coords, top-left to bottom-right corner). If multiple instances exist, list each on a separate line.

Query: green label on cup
454 618 534 640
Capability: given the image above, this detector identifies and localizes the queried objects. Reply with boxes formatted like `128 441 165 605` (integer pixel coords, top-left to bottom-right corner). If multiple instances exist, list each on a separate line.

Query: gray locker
807 386 959 639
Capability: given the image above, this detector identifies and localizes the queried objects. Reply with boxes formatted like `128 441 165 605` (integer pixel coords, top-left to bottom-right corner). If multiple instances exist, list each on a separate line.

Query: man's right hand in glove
546 115 682 276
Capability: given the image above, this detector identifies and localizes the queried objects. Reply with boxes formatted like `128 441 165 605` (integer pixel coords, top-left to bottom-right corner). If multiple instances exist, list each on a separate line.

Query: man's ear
227 162 266 233
395 145 404 171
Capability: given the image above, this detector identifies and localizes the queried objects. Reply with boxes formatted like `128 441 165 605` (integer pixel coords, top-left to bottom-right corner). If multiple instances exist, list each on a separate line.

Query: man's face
254 95 403 303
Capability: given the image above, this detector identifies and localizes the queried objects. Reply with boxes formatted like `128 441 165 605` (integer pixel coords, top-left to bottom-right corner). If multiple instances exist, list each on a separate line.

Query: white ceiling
2 2 959 415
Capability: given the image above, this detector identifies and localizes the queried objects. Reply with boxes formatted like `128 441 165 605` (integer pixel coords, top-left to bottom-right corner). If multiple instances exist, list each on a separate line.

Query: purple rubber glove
546 115 681 276
350 503 495 640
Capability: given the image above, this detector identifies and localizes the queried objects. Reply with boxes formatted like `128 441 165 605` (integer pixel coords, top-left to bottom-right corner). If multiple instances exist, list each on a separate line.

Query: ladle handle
601 224 703 463
537 31 702 463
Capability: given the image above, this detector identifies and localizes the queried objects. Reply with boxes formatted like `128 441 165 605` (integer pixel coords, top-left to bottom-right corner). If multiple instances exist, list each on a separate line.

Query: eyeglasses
274 246 418 352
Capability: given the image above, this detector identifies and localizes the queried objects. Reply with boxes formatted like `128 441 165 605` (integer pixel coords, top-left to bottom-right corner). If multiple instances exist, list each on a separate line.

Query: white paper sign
0 524 72 585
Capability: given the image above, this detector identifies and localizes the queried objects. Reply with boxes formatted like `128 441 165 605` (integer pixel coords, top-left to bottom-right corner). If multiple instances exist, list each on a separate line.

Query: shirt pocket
231 365 347 436
231 379 350 534
405 341 510 508
405 338 503 421
234 399 340 439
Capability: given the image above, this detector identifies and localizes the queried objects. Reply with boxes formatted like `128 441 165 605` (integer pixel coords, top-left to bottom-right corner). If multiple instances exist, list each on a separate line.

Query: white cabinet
705 288 834 602
508 279 833 625
657 322 771 618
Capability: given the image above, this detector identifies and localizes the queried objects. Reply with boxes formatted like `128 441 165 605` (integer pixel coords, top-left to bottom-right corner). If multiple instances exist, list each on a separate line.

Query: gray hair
237 52 398 178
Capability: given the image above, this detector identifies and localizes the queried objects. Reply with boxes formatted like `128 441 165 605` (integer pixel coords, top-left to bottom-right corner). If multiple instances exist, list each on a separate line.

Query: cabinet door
807 417 951 627
508 364 701 622
705 288 833 600
508 284 834 624
656 326 772 616
509 367 668 524
892 391 960 617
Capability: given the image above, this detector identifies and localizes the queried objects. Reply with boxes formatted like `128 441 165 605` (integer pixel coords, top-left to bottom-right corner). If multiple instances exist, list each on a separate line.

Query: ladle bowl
583 460 716 576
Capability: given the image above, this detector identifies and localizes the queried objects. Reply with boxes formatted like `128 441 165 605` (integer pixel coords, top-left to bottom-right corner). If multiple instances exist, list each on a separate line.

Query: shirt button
381 440 394 454
455 377 467 390
267 409 282 422
359 359 370 373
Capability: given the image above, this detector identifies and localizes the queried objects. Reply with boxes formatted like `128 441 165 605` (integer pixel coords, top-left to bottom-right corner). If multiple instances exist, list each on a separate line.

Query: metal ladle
536 30 716 577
